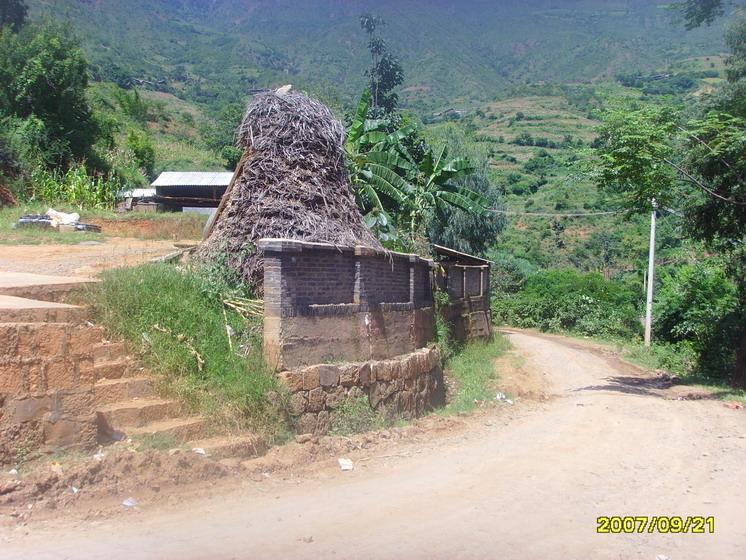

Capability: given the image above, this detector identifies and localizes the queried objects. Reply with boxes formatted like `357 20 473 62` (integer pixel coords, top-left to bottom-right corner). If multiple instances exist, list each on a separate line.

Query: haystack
198 89 381 292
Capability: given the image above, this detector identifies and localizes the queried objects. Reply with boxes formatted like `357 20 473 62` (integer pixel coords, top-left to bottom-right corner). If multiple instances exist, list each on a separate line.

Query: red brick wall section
440 263 492 343
257 239 443 433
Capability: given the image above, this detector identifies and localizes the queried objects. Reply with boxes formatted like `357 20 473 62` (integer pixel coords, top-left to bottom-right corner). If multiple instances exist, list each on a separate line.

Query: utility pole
644 199 657 347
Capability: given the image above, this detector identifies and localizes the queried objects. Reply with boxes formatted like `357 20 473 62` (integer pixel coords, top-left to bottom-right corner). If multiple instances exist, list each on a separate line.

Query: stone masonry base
278 347 444 435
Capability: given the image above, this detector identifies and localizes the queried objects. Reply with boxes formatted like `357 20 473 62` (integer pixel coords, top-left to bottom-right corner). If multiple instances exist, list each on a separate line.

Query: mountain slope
29 0 726 113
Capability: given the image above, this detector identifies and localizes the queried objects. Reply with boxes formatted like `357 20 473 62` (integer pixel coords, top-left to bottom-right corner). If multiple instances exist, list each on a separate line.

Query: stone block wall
0 323 99 461
278 347 443 435
258 239 442 432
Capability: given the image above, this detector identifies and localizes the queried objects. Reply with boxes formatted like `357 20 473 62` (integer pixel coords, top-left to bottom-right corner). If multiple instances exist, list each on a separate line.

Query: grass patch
442 334 510 414
132 432 182 451
588 335 746 406
329 396 389 436
84 262 290 441
0 204 206 244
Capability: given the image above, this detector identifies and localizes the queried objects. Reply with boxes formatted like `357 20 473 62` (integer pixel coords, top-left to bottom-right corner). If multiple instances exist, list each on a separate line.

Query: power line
486 208 621 217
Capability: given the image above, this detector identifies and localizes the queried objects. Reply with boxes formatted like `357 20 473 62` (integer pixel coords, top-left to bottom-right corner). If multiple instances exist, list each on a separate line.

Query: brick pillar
257 239 303 370
408 255 416 304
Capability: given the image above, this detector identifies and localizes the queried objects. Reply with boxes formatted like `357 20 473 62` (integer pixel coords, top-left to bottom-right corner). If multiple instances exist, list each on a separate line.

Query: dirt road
3 331 745 559
0 238 183 276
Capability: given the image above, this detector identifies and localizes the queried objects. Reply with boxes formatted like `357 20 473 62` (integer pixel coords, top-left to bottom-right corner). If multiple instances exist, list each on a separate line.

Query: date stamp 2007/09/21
597 516 715 534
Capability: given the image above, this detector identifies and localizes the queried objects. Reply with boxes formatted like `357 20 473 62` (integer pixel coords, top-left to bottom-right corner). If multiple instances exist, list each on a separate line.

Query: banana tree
406 144 488 236
346 90 488 239
346 90 415 239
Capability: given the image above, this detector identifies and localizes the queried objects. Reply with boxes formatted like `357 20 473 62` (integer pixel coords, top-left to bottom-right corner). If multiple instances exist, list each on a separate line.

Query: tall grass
85 262 290 439
442 334 510 414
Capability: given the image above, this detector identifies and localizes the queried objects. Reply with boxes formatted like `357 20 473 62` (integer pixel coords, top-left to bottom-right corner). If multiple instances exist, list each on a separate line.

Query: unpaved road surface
0 238 183 276
4 331 746 559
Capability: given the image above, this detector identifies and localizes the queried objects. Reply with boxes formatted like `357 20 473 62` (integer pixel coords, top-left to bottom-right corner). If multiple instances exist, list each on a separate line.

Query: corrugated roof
151 172 234 187
432 244 493 265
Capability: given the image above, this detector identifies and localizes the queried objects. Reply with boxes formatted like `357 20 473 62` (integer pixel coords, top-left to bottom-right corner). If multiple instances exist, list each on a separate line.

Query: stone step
93 358 136 381
0 272 98 303
127 416 208 442
93 377 154 405
97 398 180 428
0 295 88 324
92 342 128 366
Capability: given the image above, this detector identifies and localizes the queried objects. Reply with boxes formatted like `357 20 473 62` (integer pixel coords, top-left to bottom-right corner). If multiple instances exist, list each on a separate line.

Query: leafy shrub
493 269 641 337
655 260 741 377
126 129 156 176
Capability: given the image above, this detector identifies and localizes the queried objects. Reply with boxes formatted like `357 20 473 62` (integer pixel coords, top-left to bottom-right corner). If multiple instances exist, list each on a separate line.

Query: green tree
0 23 101 167
359 13 403 116
655 260 740 375
672 0 726 29
202 102 244 169
126 129 155 177
0 0 27 31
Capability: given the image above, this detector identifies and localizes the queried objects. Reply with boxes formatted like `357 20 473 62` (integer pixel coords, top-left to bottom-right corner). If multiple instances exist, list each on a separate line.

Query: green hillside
28 0 727 114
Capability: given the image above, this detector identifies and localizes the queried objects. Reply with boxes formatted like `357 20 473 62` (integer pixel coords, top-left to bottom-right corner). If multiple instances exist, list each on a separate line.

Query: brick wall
439 263 492 342
258 239 435 369
257 239 441 434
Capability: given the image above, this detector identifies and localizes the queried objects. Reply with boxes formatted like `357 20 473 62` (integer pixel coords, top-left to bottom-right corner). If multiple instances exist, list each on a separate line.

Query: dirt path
0 238 186 276
3 331 746 559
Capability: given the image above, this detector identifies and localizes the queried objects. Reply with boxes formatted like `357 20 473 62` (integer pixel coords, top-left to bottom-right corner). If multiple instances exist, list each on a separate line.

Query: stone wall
258 239 441 433
278 347 443 435
439 263 492 342
0 323 99 461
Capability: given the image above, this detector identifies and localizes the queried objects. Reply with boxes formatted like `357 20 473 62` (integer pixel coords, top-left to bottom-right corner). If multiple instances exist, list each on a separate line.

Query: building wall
259 239 436 369
440 263 492 342
258 239 441 433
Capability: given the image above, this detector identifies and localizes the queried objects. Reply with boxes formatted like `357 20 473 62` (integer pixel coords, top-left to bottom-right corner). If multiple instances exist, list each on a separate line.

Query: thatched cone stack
198 90 382 293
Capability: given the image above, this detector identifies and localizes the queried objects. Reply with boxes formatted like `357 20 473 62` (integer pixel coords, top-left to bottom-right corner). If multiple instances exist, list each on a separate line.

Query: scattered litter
495 392 507 401
47 208 80 227
7 469 18 476
192 447 207 456
93 450 106 462
14 210 102 233
299 536 314 544
505 399 514 405
655 555 670 560
338 458 354 471
121 497 138 508
70 486 80 495
724 401 743 410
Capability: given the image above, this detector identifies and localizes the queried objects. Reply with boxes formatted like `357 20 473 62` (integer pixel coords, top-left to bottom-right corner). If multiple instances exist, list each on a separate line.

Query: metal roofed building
150 171 234 207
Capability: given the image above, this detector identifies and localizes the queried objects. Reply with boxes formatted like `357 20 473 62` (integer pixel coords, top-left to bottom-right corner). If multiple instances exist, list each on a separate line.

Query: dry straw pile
199 90 381 292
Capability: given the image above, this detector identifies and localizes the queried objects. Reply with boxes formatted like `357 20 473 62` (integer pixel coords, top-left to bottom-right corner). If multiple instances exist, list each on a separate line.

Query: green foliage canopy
0 22 101 167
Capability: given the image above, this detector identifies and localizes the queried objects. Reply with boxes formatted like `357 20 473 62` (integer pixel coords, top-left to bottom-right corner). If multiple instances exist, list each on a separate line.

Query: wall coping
256 238 434 268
